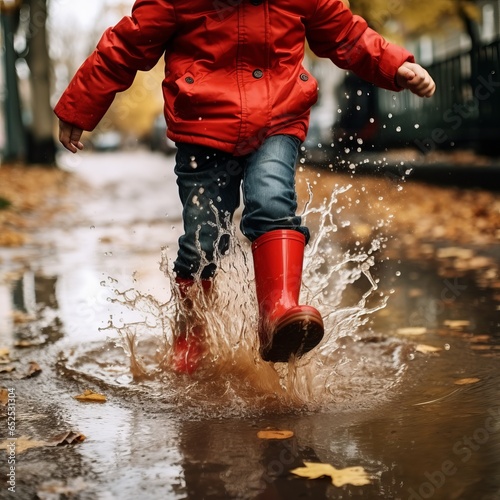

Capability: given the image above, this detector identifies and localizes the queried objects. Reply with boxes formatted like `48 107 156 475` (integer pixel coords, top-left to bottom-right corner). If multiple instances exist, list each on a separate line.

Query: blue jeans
173 134 310 279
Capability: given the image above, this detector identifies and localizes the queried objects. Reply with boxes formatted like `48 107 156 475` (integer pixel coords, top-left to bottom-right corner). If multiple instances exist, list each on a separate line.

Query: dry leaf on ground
50 431 86 446
74 389 107 403
0 366 15 374
396 327 427 336
454 378 480 385
0 431 86 454
444 320 471 329
14 339 43 348
257 429 294 440
290 461 372 487
23 361 42 378
415 344 443 354
0 388 9 406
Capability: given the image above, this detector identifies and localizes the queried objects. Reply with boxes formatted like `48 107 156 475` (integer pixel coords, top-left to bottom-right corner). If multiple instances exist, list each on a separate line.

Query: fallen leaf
14 339 43 348
0 366 15 374
0 388 8 405
443 320 471 329
50 430 86 446
257 429 294 440
23 361 42 378
436 247 475 260
415 344 443 354
0 431 86 454
74 389 107 403
396 327 427 336
0 436 49 454
290 462 372 487
454 378 480 385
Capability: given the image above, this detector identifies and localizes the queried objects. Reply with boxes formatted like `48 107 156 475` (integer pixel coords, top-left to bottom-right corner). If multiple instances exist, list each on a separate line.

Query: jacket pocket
172 69 236 121
296 67 319 110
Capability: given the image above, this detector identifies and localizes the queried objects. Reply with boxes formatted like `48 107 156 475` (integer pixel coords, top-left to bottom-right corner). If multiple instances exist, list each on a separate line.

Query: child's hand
396 62 436 98
59 120 84 153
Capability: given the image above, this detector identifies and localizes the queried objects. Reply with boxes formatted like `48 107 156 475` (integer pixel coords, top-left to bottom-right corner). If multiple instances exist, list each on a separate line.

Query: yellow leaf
0 388 8 406
257 429 294 440
23 361 42 378
454 378 480 385
396 327 427 336
0 436 49 454
0 432 86 455
290 462 372 487
444 320 471 329
415 344 442 354
14 339 42 348
74 389 107 403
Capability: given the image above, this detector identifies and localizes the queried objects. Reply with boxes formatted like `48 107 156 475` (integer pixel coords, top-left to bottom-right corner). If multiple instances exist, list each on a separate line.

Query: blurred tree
24 0 57 165
97 63 164 141
1 0 26 162
349 0 479 42
0 0 56 165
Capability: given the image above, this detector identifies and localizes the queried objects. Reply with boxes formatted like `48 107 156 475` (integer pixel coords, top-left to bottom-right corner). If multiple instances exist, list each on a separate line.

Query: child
55 0 435 374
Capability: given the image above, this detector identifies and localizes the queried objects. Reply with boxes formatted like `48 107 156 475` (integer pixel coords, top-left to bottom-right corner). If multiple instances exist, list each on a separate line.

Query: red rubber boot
252 229 324 362
171 277 212 374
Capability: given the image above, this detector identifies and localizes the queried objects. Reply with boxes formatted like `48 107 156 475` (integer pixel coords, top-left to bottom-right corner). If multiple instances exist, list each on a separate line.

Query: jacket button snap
300 73 309 81
250 0 263 5
252 69 264 79
185 76 194 84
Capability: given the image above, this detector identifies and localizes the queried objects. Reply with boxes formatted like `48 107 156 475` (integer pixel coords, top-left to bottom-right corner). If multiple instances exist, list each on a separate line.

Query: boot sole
261 312 324 363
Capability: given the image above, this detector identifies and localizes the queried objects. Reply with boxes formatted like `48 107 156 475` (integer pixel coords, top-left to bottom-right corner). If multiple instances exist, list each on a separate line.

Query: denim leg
241 135 309 242
173 143 244 279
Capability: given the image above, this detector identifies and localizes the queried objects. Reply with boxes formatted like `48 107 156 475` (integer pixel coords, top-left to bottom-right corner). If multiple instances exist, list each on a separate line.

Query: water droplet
414 123 420 129
90 225 95 230
369 117 375 123
388 113 393 118
396 126 402 132
299 157 306 164
395 271 401 276
444 343 451 350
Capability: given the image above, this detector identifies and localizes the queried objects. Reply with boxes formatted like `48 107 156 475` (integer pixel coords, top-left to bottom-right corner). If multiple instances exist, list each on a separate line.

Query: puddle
1 151 499 498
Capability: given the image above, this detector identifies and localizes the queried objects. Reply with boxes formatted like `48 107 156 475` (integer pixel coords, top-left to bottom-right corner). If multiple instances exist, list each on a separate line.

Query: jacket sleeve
305 0 414 91
54 0 176 131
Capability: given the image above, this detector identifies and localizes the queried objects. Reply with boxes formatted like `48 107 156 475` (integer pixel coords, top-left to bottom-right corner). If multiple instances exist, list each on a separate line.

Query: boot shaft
251 230 305 319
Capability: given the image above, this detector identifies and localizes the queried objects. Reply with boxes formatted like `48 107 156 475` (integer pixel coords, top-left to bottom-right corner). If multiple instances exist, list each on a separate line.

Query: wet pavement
1 149 500 499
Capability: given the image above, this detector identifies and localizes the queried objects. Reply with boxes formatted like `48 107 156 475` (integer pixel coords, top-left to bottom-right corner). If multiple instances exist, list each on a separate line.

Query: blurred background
1 0 499 166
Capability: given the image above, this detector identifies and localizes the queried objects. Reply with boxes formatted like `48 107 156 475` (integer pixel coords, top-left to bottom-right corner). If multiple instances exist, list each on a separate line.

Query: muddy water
1 150 499 500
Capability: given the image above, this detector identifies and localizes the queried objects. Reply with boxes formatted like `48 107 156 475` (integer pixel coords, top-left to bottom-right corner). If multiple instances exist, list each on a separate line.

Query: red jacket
54 0 414 155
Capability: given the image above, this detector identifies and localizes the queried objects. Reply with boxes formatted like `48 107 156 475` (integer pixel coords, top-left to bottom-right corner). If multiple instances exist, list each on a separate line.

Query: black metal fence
334 37 500 155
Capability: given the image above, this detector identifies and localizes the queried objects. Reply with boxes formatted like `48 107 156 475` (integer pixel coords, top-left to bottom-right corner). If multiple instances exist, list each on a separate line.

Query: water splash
64 183 409 418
